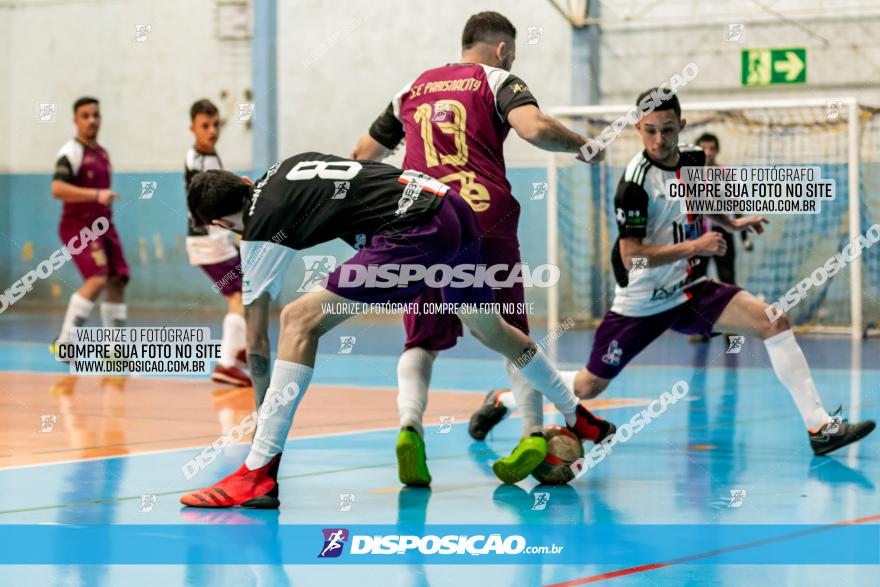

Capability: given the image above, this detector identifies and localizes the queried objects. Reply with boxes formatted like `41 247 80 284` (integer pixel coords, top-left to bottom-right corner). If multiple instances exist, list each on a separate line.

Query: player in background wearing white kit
184 99 250 386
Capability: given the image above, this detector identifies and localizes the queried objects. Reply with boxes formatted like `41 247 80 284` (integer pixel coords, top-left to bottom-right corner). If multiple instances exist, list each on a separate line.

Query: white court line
0 419 463 472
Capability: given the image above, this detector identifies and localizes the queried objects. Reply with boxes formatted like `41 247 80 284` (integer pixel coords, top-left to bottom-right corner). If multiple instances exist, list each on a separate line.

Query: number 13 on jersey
412 99 490 212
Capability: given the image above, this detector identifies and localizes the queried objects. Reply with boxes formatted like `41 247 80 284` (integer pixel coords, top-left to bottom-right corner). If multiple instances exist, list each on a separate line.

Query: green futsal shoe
397 426 432 487
492 432 548 484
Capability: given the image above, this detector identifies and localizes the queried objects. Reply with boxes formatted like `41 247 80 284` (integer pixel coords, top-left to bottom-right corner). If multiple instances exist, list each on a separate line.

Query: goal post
546 97 879 340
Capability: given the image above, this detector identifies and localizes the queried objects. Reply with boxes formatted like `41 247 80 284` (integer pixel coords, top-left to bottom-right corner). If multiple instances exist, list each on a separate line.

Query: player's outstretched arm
350 133 391 161
507 104 595 159
619 232 727 270
52 180 119 204
245 292 272 411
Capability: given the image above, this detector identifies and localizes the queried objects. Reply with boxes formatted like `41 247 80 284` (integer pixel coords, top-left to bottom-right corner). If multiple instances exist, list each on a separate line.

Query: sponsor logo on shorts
601 340 623 366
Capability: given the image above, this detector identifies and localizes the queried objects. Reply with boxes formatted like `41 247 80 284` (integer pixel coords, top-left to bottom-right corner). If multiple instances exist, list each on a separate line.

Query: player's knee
280 300 320 339
574 371 609 400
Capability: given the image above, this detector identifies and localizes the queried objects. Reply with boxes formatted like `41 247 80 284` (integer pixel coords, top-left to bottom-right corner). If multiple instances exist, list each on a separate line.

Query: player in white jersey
185 99 250 387
470 89 874 456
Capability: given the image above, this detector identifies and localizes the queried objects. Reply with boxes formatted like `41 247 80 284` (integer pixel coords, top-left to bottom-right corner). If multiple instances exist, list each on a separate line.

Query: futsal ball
531 425 584 485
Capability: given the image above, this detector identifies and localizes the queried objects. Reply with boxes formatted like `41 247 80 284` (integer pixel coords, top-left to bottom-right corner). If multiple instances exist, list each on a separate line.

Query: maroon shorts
403 236 528 351
586 280 742 379
59 218 129 281
325 191 495 308
199 255 243 297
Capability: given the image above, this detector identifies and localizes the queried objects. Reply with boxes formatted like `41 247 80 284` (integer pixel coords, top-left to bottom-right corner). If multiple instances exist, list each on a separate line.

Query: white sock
396 347 436 436
505 360 543 435
245 360 311 469
516 350 579 426
100 302 127 328
560 370 578 392
220 313 246 367
59 293 94 342
498 389 517 409
764 330 830 431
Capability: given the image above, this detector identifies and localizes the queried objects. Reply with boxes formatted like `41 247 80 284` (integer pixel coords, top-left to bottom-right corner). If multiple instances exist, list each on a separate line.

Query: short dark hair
636 88 681 119
190 99 219 121
73 96 99 114
187 170 251 226
462 11 516 49
696 132 719 150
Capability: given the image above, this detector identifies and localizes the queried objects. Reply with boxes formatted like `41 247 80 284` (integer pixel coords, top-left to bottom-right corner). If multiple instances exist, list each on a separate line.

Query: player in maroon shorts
178 155 614 508
351 11 605 485
469 89 874 457
51 97 129 352
185 99 251 387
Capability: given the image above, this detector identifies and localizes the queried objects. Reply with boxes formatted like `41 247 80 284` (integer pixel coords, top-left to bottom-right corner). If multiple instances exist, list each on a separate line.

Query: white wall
597 1 880 106
5 0 879 174
0 4 11 172
277 0 573 168
4 0 252 173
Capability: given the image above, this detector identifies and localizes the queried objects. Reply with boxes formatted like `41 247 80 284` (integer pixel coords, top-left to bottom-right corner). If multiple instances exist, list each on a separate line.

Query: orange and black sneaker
468 389 509 440
180 454 282 509
568 404 616 444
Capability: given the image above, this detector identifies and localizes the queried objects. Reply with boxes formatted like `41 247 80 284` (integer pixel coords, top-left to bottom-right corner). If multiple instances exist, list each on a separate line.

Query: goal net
546 99 880 338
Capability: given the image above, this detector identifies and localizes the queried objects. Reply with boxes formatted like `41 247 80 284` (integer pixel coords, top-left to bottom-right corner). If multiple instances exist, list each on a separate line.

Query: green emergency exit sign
741 48 806 86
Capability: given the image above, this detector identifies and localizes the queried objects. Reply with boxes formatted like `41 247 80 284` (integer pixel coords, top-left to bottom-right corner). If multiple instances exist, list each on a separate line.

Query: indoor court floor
0 310 877 586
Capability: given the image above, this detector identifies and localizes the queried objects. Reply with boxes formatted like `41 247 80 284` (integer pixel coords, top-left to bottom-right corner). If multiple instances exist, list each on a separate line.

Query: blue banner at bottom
0 523 877 565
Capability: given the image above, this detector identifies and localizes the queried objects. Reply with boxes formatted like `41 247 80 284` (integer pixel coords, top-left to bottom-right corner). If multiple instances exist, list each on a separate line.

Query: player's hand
743 240 754 252
734 216 768 235
96 189 120 205
240 176 254 187
694 231 727 256
576 144 605 165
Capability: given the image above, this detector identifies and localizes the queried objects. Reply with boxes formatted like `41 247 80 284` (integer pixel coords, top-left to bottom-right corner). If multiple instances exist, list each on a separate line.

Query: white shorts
185 226 239 266
240 240 297 305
